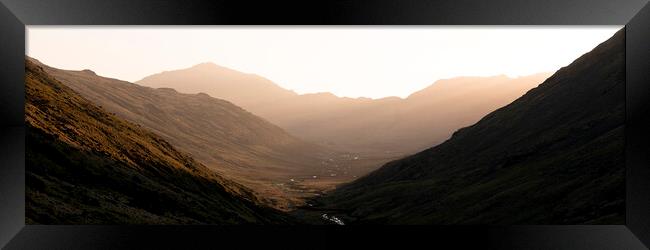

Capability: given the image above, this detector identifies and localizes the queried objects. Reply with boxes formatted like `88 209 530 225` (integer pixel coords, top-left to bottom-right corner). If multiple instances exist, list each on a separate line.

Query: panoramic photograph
25 26 624 225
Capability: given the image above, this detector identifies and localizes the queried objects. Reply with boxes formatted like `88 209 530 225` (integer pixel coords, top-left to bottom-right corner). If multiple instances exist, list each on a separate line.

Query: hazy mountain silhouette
137 62 297 110
268 73 552 155
25 59 294 224
136 60 551 157
30 58 365 210
311 29 625 224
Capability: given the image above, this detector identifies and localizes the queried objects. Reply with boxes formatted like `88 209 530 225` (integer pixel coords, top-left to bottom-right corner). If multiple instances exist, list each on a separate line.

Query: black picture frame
1 0 649 249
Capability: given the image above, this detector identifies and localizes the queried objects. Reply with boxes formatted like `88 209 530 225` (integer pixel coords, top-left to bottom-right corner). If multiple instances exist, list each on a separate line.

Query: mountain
267 73 552 155
311 29 625 224
137 62 297 110
25 59 293 224
136 61 550 157
30 59 374 210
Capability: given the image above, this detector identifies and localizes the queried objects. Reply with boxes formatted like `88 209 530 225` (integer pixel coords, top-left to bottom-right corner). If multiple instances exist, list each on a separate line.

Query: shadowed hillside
25 59 294 224
311 29 625 225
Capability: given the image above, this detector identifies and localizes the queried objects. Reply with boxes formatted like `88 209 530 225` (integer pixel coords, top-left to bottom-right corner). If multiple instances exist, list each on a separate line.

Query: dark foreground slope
25 59 293 224
315 29 625 224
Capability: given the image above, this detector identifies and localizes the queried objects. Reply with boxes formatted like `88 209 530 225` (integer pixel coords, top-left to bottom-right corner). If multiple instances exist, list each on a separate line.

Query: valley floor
212 150 403 211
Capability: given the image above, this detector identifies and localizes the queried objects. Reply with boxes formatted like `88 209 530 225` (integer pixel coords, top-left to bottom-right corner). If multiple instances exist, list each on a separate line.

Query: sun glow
27 26 620 98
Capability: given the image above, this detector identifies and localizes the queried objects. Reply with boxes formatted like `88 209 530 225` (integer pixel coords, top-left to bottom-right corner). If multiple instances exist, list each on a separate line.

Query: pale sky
27 26 620 99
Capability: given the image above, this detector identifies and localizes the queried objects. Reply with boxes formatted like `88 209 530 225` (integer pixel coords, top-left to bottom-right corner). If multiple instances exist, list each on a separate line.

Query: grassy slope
316 29 625 225
30 59 358 209
25 59 294 224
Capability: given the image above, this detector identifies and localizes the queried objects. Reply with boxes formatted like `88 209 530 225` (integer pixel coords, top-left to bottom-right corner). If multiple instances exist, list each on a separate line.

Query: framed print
1 0 649 249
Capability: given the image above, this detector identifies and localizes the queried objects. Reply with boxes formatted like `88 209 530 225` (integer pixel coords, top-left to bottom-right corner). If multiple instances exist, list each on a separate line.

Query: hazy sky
27 26 620 98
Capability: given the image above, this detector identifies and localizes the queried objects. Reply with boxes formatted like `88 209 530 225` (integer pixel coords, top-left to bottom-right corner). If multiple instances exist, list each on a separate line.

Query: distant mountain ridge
137 60 551 157
25 59 292 224
313 29 626 224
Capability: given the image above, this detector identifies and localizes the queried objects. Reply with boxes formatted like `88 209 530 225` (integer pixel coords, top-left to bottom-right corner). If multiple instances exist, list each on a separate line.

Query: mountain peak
192 62 219 69
136 62 299 110
81 69 96 75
